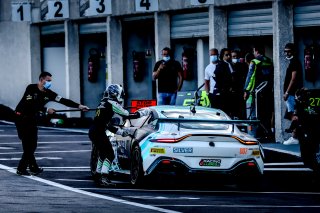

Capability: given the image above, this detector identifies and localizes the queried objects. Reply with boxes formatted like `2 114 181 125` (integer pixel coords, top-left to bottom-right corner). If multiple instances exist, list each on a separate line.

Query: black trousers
88 126 115 163
208 92 231 115
15 115 38 171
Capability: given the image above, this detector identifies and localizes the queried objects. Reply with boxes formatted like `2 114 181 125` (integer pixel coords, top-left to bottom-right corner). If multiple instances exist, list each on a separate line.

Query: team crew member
15 71 89 176
153 47 183 105
89 84 151 186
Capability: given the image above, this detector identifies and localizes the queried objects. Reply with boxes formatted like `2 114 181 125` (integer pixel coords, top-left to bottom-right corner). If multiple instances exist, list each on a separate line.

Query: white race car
90 105 264 185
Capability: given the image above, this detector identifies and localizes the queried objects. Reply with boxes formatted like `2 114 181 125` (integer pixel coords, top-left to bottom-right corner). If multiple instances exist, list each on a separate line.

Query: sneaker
98 176 116 187
29 167 43 175
283 137 299 145
16 169 31 176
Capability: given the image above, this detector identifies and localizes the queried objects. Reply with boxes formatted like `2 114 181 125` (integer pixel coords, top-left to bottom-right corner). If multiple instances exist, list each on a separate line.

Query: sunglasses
224 54 231 56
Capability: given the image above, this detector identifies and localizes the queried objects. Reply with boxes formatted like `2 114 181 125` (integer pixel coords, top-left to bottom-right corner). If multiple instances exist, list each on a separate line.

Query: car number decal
150 148 165 154
173 147 193 153
199 159 221 167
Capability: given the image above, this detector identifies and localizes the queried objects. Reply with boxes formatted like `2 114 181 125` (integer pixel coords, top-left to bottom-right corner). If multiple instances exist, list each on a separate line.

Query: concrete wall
0 21 32 109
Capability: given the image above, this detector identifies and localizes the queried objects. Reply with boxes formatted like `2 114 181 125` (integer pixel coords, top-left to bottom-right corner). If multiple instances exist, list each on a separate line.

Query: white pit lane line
0 164 180 213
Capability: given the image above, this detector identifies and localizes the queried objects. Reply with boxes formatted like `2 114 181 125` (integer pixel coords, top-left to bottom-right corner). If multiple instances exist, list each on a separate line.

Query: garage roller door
171 12 209 39
228 7 272 37
294 1 320 27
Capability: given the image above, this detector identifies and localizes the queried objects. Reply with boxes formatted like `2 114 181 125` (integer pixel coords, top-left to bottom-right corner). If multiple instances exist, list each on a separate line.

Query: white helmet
104 84 125 104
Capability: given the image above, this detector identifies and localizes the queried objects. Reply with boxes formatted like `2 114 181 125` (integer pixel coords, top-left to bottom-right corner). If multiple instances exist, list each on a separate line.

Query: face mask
210 55 218 62
286 56 293 60
163 56 170 62
44 81 52 89
232 58 239 63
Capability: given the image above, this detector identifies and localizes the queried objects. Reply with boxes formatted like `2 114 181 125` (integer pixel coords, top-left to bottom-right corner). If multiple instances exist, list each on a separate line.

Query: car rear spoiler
156 118 260 132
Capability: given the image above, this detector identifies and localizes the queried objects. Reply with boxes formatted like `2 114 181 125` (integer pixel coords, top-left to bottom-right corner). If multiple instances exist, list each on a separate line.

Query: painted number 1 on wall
11 3 31 22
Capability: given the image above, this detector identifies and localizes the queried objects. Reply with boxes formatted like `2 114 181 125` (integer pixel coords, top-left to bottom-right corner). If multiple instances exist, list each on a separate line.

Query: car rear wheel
130 144 144 185
90 143 98 177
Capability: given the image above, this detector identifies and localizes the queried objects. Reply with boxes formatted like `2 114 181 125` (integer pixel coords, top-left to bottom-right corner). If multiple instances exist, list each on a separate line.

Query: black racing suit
15 84 80 171
88 98 140 165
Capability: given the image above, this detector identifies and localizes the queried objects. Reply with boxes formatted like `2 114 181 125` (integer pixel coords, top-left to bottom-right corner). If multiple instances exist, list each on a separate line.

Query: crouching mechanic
89 84 151 186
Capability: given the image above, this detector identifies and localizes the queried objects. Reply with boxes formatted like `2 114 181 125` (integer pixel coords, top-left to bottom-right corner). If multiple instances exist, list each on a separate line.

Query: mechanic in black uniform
89 84 151 186
15 71 89 176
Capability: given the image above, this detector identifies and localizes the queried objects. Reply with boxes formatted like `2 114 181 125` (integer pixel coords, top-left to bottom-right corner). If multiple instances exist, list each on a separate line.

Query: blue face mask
44 81 52 89
232 58 239 63
163 56 170 62
210 55 218 62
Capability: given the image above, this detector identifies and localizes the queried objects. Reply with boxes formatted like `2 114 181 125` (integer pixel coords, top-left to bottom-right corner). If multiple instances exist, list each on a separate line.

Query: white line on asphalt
1 121 88 134
55 179 128 184
0 147 14 150
154 205 320 208
0 141 90 144
0 157 62 161
43 167 89 169
0 150 90 155
0 135 88 137
77 188 320 195
55 179 92 182
265 162 305 166
264 168 313 171
0 164 180 213
123 196 200 200
263 147 301 157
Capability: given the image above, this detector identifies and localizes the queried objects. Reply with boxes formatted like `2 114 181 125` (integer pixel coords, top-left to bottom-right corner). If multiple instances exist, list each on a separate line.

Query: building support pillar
209 5 227 51
272 1 294 142
107 16 123 86
65 20 81 117
197 38 205 88
154 12 170 61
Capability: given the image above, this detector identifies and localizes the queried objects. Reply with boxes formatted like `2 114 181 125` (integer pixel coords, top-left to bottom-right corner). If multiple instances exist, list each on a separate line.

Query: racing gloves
138 108 151 117
116 127 133 137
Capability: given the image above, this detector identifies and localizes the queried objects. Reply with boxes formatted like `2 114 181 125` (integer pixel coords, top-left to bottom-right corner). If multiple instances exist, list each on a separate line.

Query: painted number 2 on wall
47 0 69 19
135 0 158 12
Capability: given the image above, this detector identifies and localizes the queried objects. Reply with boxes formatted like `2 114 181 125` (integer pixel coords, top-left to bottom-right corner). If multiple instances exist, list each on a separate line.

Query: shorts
286 95 296 113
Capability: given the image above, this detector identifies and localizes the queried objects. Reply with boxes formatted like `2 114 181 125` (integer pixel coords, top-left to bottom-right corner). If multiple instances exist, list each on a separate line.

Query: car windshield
161 110 230 130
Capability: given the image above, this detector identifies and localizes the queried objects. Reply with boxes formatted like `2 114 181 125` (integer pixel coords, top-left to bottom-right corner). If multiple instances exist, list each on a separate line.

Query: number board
190 0 215 5
87 0 112 16
131 100 157 112
47 0 69 20
306 90 320 114
135 0 158 12
12 3 32 22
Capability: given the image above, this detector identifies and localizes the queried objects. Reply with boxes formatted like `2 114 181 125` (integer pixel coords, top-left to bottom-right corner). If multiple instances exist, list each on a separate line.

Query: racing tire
90 143 98 177
130 144 144 186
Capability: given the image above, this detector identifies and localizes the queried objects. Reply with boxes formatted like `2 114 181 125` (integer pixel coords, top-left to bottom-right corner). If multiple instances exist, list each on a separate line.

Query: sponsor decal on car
199 159 221 167
252 149 260 156
173 147 193 153
150 148 166 154
240 148 248 155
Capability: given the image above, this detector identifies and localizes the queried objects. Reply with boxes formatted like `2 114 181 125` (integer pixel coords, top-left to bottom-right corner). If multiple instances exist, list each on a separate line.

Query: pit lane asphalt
0 120 319 212
0 122 172 213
